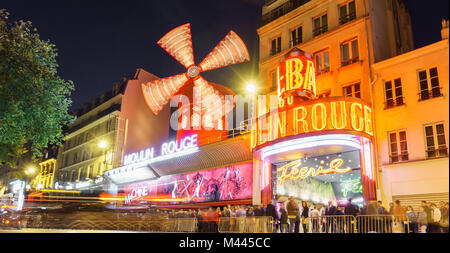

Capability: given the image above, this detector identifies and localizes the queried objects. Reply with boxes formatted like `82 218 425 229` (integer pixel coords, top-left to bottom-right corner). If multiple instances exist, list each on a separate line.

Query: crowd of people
143 197 449 233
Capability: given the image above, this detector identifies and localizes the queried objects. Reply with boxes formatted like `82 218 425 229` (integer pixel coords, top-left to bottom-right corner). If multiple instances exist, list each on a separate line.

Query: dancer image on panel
194 176 204 200
220 167 233 200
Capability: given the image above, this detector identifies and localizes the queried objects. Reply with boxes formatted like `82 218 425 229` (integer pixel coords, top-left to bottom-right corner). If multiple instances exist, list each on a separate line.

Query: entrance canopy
104 135 252 185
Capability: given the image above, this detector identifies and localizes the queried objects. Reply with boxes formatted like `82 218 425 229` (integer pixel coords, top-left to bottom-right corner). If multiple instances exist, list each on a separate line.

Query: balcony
313 25 328 37
426 147 448 159
384 97 405 109
261 0 312 27
339 12 357 25
390 152 409 163
418 87 443 101
289 37 303 47
341 56 359 67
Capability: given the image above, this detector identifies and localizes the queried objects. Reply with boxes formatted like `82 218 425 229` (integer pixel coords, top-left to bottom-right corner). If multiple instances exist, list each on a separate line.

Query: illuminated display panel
275 150 364 206
123 162 253 205
251 97 374 150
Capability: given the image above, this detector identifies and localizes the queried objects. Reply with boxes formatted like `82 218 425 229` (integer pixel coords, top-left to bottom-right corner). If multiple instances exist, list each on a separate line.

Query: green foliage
0 9 75 165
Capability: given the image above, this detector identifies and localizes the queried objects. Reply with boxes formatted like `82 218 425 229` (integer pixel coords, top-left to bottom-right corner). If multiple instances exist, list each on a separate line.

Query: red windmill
141 23 250 144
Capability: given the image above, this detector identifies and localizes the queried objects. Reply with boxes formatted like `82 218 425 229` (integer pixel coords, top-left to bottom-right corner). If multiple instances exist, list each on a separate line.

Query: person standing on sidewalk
279 203 288 233
301 201 309 233
324 201 336 233
266 200 279 233
287 196 299 233
393 200 407 233
430 203 442 233
417 206 428 233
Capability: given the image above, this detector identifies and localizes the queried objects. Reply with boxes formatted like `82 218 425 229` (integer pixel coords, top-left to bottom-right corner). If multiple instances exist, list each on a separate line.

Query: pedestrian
266 200 279 233
416 206 428 233
214 207 221 233
405 206 416 233
324 201 336 233
393 200 407 233
440 202 449 233
421 201 432 233
287 196 299 233
301 201 309 233
344 198 358 233
279 203 289 233
310 207 320 233
334 207 345 233
430 203 441 233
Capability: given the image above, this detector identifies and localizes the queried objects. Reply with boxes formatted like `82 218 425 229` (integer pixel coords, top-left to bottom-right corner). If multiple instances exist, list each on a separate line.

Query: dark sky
2 0 448 110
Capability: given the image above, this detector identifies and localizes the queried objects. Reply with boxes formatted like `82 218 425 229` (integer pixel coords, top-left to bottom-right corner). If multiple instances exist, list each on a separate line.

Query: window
339 1 356 25
290 26 303 47
270 36 281 56
384 78 404 109
388 131 409 163
424 123 448 158
418 67 442 101
343 83 360 98
314 50 330 75
313 14 328 37
341 38 359 66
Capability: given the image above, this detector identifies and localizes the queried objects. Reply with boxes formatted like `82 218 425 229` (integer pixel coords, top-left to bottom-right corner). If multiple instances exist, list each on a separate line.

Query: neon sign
340 178 363 197
251 97 374 149
123 134 198 166
278 48 316 101
278 158 352 186
124 186 149 204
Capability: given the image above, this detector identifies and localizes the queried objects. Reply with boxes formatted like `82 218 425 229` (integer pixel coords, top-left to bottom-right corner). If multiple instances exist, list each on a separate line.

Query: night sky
2 0 449 110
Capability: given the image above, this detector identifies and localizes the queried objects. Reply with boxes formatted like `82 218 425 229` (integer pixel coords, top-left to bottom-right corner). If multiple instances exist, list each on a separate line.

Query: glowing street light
245 81 257 94
25 167 35 175
98 140 108 149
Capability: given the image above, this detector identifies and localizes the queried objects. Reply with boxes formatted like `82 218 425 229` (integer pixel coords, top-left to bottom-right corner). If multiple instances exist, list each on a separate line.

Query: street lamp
245 81 257 95
98 140 108 149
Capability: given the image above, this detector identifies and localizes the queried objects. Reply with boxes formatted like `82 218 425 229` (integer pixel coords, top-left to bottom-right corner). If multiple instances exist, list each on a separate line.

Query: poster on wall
123 162 253 205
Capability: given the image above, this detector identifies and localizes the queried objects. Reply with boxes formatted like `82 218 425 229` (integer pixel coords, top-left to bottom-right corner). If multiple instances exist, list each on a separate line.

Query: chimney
442 19 449 40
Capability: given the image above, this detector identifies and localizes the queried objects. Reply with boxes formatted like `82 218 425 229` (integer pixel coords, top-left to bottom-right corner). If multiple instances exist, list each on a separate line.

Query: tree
0 9 75 165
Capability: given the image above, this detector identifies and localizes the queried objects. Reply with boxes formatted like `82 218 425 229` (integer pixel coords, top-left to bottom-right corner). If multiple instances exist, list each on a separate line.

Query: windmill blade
157 23 195 69
198 31 250 72
193 77 233 120
141 73 190 115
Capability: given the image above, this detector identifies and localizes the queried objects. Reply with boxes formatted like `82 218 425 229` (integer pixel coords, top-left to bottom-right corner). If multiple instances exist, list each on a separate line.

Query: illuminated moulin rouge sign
251 97 374 149
123 134 198 166
277 48 316 102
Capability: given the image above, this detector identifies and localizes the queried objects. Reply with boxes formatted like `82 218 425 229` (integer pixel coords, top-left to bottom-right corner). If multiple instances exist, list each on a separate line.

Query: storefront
250 48 377 207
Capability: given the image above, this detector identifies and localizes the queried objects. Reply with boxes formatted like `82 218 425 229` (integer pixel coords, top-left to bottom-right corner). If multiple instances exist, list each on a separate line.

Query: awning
104 134 252 185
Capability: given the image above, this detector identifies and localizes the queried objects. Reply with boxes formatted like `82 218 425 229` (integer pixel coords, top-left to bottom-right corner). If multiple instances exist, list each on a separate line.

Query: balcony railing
426 147 448 159
341 56 359 67
289 37 302 47
390 151 409 163
339 12 357 25
418 87 443 101
316 66 330 75
384 97 404 109
261 0 312 27
270 46 282 56
313 25 328 37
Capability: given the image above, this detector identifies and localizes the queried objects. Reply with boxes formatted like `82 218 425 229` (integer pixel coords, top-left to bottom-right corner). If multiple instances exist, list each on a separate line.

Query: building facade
255 0 414 207
55 79 129 192
372 21 449 209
